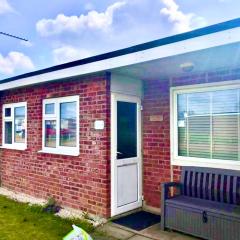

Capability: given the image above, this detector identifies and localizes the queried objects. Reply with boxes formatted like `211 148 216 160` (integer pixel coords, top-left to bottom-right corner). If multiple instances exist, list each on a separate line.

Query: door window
117 101 137 159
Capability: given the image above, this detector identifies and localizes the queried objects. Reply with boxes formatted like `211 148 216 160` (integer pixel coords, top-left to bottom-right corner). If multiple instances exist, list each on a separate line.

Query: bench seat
166 195 240 219
161 167 240 240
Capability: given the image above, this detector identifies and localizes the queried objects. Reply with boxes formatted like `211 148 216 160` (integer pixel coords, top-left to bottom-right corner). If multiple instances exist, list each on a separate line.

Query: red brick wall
0 73 111 217
1 67 240 216
143 67 240 209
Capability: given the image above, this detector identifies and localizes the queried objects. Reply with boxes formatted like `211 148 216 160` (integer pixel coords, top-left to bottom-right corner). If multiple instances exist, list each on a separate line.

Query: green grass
0 195 106 240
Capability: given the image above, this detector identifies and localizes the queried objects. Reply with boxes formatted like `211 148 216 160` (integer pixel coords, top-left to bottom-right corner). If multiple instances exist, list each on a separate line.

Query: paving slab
141 223 197 240
99 223 135 240
98 222 198 240
128 235 153 240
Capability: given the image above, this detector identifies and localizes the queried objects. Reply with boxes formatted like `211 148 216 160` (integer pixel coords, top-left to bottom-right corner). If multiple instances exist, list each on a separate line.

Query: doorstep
98 222 198 240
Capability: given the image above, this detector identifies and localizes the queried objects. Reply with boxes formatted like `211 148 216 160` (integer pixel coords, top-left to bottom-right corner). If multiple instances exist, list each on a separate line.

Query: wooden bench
161 167 240 240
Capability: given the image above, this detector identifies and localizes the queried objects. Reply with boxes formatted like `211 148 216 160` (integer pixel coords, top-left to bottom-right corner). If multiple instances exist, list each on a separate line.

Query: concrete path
98 222 198 240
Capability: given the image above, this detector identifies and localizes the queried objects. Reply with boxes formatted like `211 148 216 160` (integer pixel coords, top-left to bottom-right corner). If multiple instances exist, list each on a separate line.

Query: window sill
0 145 27 151
38 149 79 156
172 157 240 171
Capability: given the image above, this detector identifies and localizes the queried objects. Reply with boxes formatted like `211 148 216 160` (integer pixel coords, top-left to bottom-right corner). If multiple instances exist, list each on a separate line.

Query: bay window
2 102 27 150
172 83 240 169
41 96 79 156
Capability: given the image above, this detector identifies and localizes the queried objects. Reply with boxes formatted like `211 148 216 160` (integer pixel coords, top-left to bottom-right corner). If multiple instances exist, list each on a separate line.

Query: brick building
0 19 240 218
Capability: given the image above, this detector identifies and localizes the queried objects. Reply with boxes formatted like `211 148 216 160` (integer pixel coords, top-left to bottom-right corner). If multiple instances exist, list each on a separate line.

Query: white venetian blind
177 88 240 161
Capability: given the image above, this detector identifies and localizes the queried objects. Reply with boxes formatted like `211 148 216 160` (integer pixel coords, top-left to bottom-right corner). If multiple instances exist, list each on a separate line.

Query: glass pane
178 123 188 156
212 89 238 114
188 92 210 116
212 115 238 160
5 122 12 144
177 94 187 120
60 102 77 147
45 103 55 114
5 108 11 117
188 116 211 158
177 94 187 156
177 88 240 161
14 106 26 143
45 120 56 148
117 101 137 159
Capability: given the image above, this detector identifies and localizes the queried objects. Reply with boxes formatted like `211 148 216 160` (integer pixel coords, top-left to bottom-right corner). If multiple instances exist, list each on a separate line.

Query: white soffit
1 27 240 91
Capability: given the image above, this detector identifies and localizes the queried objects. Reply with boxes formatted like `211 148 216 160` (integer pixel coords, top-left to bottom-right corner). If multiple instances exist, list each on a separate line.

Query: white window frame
171 80 240 170
2 102 27 150
40 95 79 156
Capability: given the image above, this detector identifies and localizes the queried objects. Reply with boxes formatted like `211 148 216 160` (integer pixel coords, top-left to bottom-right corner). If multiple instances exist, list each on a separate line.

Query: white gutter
1 27 240 91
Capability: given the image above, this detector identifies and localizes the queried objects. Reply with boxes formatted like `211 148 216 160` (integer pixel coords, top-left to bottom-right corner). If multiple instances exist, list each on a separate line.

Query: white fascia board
1 27 240 91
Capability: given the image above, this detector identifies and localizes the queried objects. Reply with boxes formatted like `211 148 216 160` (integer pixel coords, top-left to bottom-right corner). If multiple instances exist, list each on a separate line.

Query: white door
111 93 142 216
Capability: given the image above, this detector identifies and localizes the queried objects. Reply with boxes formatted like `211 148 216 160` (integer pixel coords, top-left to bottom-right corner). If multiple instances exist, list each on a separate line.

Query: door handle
117 151 122 154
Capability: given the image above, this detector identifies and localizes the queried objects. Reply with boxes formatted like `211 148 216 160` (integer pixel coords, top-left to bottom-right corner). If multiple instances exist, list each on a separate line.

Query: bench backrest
181 167 240 205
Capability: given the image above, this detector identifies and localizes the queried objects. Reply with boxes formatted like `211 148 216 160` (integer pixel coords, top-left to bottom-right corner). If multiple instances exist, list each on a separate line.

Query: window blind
177 88 240 161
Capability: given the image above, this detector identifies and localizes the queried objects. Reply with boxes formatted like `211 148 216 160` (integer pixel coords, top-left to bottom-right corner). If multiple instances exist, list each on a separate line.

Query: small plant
47 197 56 206
43 197 61 214
82 211 94 221
82 211 89 220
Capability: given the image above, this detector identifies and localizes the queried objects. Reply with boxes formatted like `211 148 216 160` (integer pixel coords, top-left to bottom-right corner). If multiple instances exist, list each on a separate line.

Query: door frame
111 93 142 217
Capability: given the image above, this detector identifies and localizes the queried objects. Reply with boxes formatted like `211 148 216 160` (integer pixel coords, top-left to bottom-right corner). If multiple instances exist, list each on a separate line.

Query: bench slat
191 171 196 197
208 173 213 201
182 170 187 195
186 170 191 196
202 172 207 199
220 174 225 203
214 174 219 201
197 172 201 198
226 175 231 203
233 176 237 204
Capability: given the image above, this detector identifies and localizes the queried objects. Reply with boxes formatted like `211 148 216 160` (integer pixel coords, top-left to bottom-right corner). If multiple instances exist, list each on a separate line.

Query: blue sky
0 0 239 79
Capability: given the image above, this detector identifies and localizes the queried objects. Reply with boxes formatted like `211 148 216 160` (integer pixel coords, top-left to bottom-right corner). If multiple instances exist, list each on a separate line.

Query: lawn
0 195 108 240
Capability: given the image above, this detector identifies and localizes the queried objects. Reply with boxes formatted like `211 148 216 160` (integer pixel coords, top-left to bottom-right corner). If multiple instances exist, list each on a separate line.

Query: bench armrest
161 182 182 200
161 181 182 230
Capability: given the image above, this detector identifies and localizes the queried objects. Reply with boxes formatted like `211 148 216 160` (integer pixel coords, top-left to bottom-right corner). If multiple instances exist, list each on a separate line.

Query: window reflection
5 108 11 117
5 122 12 144
60 102 77 147
14 106 26 143
45 103 55 115
117 101 137 159
45 120 56 148
177 88 240 161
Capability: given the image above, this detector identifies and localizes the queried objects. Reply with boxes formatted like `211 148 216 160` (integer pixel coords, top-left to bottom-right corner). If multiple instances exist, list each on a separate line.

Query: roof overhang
1 18 240 90
112 41 240 80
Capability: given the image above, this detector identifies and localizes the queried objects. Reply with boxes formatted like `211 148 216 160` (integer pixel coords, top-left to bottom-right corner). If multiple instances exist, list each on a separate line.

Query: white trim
2 102 27 150
1 27 240 91
41 95 79 156
170 79 240 92
38 149 79 156
111 93 142 216
110 93 115 217
171 80 240 170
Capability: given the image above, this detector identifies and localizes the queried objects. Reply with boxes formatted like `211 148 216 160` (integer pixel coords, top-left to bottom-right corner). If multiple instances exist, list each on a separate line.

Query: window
172 83 240 169
42 96 79 156
2 102 27 150
117 101 137 159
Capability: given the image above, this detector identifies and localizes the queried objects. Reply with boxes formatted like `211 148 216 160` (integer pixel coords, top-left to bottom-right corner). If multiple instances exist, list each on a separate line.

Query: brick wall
143 67 240 209
1 66 240 216
0 73 111 217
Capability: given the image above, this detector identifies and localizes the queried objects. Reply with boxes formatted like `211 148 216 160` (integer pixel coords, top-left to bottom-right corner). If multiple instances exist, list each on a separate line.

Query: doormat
112 211 160 231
